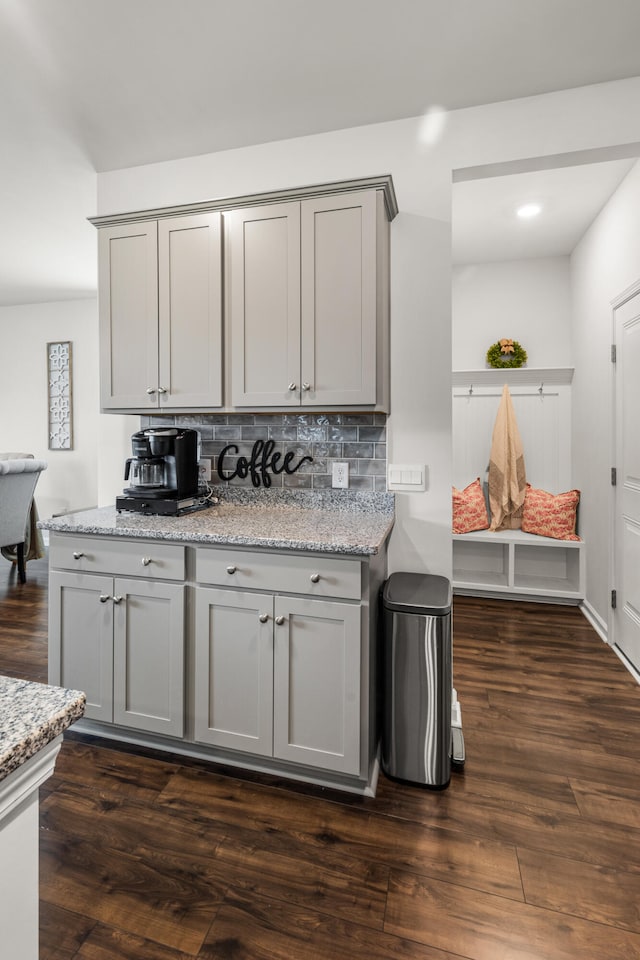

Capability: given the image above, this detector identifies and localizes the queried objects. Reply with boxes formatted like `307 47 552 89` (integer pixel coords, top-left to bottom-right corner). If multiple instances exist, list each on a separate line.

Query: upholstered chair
0 458 47 583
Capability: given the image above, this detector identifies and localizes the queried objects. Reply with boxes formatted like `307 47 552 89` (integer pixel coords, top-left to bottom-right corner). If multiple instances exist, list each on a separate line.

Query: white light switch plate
387 463 427 492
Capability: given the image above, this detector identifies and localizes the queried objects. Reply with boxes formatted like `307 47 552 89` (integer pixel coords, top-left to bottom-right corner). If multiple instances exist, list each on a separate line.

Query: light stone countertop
0 676 85 783
40 488 395 556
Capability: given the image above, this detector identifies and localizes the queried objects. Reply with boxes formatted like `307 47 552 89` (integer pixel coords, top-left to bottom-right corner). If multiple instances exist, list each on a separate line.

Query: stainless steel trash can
381 572 452 788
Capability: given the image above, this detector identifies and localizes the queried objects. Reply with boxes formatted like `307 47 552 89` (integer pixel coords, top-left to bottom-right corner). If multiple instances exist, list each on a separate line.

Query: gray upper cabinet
98 221 159 411
227 202 302 407
300 191 377 407
92 176 396 413
98 213 222 412
227 189 389 410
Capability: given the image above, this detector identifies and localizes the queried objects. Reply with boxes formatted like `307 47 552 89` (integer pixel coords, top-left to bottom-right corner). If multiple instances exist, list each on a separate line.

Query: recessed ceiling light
516 203 542 219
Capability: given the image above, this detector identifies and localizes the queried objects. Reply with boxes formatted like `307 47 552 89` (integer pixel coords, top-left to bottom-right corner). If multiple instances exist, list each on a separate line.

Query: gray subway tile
298 424 327 442
283 473 312 488
269 425 298 441
357 459 387 477
358 426 386 442
241 425 269 440
328 426 358 442
213 425 242 440
312 442 343 458
343 442 374 459
348 476 375 490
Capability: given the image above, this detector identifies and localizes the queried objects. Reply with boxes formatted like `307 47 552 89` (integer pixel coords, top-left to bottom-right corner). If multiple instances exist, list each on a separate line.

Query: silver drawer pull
275 615 285 626
113 595 123 604
157 387 167 394
288 382 297 391
226 565 237 575
141 557 152 566
258 613 269 623
146 387 156 395
73 551 84 559
99 594 110 603
310 573 320 583
302 382 311 391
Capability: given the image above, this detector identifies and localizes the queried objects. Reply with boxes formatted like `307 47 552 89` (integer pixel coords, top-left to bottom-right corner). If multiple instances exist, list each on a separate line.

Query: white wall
0 299 100 519
571 159 640 630
97 77 640 584
452 257 572 369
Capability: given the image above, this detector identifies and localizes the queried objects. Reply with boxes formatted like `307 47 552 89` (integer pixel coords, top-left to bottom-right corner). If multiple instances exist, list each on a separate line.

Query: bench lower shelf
452 529 584 604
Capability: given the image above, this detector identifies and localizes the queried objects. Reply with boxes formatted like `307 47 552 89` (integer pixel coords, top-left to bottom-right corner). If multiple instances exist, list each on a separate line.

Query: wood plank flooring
2 556 640 959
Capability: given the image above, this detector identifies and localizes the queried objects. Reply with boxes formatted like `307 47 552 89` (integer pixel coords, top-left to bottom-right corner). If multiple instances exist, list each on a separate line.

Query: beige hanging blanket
488 384 527 531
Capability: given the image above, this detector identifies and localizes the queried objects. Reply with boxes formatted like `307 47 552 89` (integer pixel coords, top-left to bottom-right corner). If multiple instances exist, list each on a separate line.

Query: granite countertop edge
39 489 396 557
0 677 86 784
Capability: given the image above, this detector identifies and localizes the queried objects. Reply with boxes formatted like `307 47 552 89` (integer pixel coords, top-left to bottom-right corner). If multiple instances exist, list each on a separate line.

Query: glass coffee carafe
124 456 167 489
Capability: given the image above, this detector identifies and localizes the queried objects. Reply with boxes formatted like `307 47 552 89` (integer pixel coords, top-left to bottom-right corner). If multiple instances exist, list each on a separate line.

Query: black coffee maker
116 428 201 515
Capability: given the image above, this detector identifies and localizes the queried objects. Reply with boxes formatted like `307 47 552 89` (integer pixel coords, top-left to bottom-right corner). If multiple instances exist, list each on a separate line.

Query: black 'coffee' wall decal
217 439 313 488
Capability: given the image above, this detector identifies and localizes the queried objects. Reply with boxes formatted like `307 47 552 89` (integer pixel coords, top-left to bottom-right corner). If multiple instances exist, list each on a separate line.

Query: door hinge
611 467 617 486
611 589 617 609
611 344 617 363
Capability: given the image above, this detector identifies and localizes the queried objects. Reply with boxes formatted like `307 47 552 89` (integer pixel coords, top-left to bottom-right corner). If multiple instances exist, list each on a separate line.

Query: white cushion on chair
0 459 48 476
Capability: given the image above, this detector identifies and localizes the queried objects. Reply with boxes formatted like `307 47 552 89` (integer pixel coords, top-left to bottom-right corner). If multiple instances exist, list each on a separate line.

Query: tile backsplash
141 413 387 491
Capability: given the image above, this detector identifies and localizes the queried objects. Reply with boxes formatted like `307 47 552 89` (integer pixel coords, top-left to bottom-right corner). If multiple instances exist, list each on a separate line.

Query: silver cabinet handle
288 382 297 391
146 387 156 395
302 382 311 391
72 551 84 559
226 565 237 575
275 615 285 625
112 595 123 604
310 573 320 583
157 387 167 394
258 613 269 623
99 594 110 603
141 557 152 566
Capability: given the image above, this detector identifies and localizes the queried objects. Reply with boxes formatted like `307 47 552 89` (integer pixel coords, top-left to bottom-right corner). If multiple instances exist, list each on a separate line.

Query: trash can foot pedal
451 726 465 771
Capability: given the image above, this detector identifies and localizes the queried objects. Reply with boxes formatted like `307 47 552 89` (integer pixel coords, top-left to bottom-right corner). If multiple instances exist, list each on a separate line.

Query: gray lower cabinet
48 542 185 737
194 587 361 774
194 587 274 756
48 532 385 791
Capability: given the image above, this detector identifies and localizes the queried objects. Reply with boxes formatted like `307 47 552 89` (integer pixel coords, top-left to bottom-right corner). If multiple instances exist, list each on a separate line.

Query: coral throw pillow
521 484 581 541
452 478 490 535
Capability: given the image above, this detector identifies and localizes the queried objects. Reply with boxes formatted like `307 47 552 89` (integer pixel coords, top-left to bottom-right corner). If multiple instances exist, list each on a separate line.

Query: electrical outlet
198 458 212 482
332 462 349 488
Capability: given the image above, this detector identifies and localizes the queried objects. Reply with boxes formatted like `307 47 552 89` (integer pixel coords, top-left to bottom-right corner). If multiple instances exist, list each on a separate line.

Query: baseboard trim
580 601 608 644
611 644 640 686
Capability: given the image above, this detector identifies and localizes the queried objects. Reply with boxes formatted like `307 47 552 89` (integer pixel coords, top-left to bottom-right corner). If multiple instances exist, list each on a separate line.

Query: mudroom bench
452 528 585 603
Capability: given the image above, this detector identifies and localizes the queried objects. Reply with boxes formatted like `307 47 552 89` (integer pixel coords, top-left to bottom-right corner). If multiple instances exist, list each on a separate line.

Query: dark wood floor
2 555 640 959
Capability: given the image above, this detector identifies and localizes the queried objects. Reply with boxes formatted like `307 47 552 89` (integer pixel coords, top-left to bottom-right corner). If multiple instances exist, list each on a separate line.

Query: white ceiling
3 0 640 305
452 158 637 264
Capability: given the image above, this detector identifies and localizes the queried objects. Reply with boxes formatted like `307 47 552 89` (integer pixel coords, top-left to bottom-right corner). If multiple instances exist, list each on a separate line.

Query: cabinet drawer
195 547 361 600
49 535 185 581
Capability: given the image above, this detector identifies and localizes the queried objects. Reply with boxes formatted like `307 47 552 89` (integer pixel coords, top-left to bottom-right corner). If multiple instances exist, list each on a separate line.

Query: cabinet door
48 571 114 723
158 213 223 408
194 588 274 755
301 191 377 406
273 596 361 774
112 579 185 737
98 222 159 410
227 203 301 406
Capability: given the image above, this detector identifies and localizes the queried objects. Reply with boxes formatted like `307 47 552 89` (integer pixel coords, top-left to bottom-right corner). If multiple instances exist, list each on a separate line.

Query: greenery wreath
486 338 528 369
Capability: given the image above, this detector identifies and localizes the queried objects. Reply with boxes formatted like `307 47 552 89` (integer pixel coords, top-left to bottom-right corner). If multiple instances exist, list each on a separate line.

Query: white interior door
613 287 640 672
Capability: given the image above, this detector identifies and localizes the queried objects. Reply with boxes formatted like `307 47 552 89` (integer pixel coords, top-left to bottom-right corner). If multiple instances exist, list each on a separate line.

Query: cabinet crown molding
89 174 398 228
